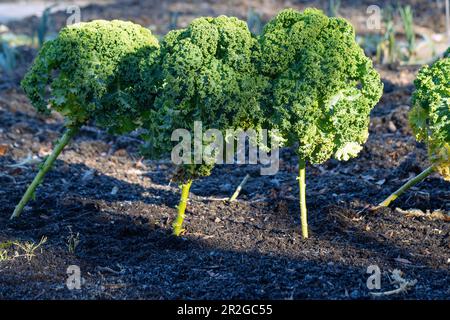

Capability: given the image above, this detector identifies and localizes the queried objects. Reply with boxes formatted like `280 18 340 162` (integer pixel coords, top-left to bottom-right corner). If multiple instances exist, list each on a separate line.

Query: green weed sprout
376 5 397 64
36 4 56 48
399 5 415 61
11 20 159 219
379 54 449 207
145 16 266 236
13 236 47 262
259 9 383 238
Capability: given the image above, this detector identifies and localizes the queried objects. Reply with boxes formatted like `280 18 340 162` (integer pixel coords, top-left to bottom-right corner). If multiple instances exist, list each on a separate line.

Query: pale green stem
378 165 436 207
298 158 308 239
172 180 192 236
229 174 250 202
10 126 79 219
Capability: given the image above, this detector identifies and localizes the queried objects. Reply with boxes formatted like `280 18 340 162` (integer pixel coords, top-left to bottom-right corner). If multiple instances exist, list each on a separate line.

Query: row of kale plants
10 9 449 239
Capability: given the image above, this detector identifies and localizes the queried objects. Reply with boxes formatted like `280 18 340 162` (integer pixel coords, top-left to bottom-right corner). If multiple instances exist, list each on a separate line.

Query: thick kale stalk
11 126 79 219
379 53 449 207
144 16 266 236
172 181 192 236
259 9 383 238
229 174 250 202
12 20 159 219
298 159 308 238
378 165 435 207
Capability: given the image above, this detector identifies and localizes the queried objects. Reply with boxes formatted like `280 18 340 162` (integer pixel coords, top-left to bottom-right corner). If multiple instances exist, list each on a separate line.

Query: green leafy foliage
259 8 383 164
21 20 160 134
145 16 267 181
410 55 450 180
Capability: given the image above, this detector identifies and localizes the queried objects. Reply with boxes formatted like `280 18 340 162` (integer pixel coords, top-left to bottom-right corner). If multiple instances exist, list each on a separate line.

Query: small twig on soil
191 265 221 271
103 283 128 289
395 208 450 221
370 269 417 297
248 198 269 203
189 232 215 239
356 204 372 214
6 153 42 169
191 195 229 202
97 266 122 275
33 290 46 300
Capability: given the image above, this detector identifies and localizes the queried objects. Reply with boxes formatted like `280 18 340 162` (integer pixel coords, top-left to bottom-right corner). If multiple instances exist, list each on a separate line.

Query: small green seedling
399 5 416 61
379 52 449 206
13 236 47 262
12 20 160 219
66 227 80 254
259 9 383 238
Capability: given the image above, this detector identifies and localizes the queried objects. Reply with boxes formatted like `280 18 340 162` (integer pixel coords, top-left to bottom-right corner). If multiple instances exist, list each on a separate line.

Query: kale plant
12 20 159 219
379 53 449 206
259 9 383 238
144 16 267 236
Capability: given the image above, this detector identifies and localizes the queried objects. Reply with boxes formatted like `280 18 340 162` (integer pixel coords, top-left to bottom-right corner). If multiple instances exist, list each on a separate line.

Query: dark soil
0 0 448 300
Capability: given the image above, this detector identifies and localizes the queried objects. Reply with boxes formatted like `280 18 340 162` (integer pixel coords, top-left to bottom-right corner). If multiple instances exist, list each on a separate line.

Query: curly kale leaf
410 56 450 180
259 8 383 164
21 20 160 134
146 16 268 180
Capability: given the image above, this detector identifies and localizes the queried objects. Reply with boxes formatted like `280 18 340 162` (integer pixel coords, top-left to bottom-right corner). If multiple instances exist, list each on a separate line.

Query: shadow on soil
1 160 448 299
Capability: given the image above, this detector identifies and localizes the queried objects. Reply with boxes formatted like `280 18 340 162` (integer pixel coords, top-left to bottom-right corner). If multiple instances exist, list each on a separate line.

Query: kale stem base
229 174 250 202
10 126 79 219
298 158 308 239
378 165 435 207
172 180 192 236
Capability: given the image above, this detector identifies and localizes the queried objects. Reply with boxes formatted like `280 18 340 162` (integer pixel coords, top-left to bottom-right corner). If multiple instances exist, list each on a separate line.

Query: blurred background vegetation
1 0 450 87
